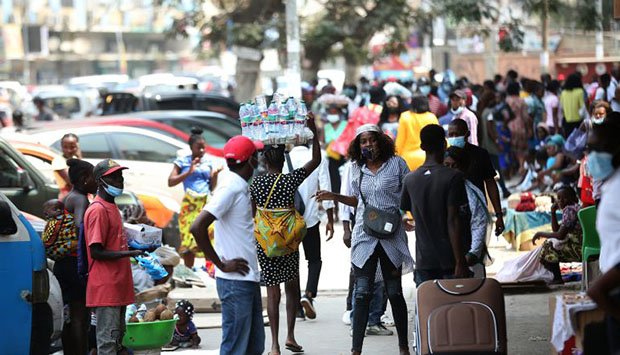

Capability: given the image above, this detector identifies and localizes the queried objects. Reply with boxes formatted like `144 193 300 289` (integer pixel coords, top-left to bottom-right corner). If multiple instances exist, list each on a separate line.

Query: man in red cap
84 159 143 355
191 136 265 355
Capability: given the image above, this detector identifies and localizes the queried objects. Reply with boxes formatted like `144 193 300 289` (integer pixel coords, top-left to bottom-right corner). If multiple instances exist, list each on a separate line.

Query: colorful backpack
254 174 307 257
42 212 78 261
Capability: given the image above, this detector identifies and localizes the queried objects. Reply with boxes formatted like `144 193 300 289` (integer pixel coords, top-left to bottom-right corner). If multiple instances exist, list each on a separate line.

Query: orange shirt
84 196 134 307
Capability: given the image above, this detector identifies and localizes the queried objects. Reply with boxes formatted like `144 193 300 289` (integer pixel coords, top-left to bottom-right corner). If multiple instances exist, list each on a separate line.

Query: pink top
454 108 479 146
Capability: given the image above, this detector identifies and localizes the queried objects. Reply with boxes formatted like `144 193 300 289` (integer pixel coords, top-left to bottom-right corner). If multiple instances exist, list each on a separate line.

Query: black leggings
301 224 322 298
351 244 408 352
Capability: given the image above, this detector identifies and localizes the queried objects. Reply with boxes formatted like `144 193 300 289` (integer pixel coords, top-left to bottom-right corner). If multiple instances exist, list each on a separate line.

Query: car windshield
44 96 81 116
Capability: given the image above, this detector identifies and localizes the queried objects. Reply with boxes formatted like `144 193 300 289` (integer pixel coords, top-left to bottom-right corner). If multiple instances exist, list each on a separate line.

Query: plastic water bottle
251 104 263 140
239 103 250 137
285 97 297 136
296 100 308 137
278 102 289 141
267 100 279 137
255 95 268 138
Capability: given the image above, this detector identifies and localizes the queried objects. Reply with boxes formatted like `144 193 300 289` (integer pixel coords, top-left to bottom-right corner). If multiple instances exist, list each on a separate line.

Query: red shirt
84 196 134 307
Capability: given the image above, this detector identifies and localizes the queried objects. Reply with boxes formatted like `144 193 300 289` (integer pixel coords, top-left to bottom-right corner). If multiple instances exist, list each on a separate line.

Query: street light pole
595 0 604 60
285 0 301 99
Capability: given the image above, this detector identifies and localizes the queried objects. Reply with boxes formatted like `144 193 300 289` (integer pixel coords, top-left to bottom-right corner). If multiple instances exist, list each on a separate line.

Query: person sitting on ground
532 185 582 283
170 300 201 349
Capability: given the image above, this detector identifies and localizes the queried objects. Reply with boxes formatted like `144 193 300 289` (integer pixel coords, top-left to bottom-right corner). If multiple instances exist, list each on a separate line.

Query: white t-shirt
282 147 334 227
204 170 260 282
596 169 620 273
543 92 559 128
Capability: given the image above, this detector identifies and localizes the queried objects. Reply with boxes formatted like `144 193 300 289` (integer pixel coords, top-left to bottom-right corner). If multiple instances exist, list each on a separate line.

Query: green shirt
560 88 585 123
324 121 347 144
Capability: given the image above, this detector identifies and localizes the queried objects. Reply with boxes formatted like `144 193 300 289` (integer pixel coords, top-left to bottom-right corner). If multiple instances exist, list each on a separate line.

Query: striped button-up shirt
349 156 414 275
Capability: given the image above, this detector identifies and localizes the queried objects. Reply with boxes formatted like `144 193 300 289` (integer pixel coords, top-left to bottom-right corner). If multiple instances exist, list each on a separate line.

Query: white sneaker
381 314 395 327
342 310 351 325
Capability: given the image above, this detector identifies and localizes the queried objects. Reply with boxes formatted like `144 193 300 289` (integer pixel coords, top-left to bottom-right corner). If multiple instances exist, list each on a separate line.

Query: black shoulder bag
359 170 401 239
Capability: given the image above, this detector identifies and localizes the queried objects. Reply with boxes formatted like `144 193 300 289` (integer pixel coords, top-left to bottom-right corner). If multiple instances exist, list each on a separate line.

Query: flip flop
285 343 304 353
161 344 179 351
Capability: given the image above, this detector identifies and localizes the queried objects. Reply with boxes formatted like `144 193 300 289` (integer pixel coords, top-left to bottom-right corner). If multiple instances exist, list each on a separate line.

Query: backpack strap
264 174 282 209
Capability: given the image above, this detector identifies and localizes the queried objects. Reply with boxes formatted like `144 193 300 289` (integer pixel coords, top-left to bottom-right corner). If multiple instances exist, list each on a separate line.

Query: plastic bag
153 245 181 266
495 247 554 283
564 127 588 159
134 252 168 281
124 223 162 250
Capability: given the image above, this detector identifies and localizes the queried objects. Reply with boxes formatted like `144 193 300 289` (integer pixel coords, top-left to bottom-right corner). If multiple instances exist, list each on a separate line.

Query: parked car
32 89 95 119
10 139 181 232
0 192 63 353
137 90 239 118
0 137 59 217
112 110 240 149
28 125 224 203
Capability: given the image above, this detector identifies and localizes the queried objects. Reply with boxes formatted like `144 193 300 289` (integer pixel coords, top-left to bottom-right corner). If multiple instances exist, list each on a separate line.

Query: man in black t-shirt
401 124 471 286
447 118 505 236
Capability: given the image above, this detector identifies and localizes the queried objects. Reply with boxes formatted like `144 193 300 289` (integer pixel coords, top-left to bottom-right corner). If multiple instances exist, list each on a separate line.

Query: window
43 96 81 118
23 155 55 184
110 133 180 163
0 153 21 188
166 120 229 148
77 134 113 159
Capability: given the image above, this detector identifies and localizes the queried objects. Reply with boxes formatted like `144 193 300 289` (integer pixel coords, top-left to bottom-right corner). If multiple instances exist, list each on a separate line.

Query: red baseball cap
223 136 264 163
93 159 128 181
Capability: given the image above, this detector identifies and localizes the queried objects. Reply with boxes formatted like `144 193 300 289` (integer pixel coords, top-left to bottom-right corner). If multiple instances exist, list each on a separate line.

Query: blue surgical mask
419 85 431 96
587 151 615 180
447 136 466 148
101 179 123 197
592 117 605 125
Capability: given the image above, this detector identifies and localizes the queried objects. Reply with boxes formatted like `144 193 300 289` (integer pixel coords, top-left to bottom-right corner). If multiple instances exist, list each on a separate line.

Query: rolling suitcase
414 278 507 354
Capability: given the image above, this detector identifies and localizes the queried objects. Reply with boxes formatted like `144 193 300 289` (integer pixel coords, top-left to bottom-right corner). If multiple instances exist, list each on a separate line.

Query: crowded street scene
1 0 620 354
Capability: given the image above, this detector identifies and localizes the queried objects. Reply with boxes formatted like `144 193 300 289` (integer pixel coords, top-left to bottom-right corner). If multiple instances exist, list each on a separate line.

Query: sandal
285 343 304 353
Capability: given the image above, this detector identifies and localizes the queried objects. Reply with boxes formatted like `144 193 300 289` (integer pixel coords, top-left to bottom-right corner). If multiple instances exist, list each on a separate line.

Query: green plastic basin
122 318 177 350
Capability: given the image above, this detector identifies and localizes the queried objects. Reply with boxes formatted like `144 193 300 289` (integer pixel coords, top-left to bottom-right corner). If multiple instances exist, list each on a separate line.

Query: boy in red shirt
85 159 142 354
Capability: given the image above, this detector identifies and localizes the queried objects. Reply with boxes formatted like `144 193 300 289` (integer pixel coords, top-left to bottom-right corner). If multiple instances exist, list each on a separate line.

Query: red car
29 117 224 157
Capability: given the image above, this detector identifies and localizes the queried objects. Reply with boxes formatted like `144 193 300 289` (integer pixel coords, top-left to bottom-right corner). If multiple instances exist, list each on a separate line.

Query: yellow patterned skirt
178 190 209 257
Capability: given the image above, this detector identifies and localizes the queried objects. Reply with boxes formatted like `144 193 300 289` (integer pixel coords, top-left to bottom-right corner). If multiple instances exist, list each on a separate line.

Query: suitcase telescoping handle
434 278 486 296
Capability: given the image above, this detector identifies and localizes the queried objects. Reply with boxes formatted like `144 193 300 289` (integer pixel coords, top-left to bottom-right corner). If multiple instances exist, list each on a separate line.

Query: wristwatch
495 212 503 218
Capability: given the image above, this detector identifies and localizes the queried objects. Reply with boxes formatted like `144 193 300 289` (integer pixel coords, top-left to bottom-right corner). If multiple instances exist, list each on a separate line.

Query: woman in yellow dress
395 94 439 171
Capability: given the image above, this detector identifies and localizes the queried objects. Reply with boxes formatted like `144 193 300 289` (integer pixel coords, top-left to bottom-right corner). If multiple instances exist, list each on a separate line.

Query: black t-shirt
401 163 469 270
464 143 496 194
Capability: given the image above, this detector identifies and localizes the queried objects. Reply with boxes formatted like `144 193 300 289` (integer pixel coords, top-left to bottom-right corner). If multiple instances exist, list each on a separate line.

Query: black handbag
359 171 400 239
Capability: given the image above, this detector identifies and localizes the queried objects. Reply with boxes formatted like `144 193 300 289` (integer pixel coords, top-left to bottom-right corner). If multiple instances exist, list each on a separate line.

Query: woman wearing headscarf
395 94 439 171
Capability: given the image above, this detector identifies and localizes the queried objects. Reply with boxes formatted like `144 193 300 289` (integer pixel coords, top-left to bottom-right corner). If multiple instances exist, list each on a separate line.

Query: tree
168 0 286 101
301 0 416 81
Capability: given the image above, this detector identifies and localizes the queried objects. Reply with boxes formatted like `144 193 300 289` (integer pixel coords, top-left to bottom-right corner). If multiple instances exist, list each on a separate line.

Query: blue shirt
173 155 212 194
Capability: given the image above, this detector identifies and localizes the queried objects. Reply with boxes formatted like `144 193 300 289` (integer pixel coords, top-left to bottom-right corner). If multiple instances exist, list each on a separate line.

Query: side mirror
17 169 33 192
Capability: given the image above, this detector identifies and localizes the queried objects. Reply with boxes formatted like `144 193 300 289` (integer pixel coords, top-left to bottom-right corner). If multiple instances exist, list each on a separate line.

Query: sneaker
300 296 316 319
366 324 394 336
296 307 306 321
342 310 352 325
381 314 395 327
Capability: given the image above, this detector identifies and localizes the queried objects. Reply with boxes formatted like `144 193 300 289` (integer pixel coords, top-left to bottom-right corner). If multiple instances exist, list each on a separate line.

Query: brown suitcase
415 278 507 354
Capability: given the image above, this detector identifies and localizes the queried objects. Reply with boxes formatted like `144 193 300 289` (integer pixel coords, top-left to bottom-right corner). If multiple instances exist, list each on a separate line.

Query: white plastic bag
153 245 181 266
124 223 162 250
495 247 554 283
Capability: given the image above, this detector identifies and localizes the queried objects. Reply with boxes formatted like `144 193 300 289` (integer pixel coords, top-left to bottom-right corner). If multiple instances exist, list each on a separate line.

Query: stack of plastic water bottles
239 92 312 145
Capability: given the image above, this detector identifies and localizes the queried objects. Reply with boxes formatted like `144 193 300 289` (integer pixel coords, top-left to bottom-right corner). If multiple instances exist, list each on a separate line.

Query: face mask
361 147 375 160
587 151 615 180
419 85 431 96
592 117 605 125
326 114 340 123
450 106 463 115
447 136 466 148
101 179 123 197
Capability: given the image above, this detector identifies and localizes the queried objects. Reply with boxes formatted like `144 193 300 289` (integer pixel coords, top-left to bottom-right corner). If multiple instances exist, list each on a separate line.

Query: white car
28 125 224 203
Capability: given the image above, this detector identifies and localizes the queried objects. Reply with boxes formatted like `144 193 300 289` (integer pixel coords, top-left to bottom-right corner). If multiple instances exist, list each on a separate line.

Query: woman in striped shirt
315 124 413 355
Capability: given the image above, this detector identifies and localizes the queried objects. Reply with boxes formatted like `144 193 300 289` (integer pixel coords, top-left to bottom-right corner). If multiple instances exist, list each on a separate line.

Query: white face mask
326 114 340 123
451 106 463 115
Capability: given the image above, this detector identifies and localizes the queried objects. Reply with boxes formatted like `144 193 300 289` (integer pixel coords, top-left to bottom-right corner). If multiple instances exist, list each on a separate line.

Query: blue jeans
351 280 384 326
216 278 265 355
